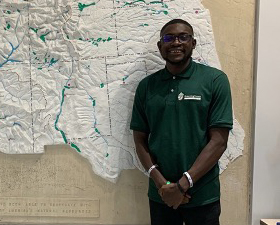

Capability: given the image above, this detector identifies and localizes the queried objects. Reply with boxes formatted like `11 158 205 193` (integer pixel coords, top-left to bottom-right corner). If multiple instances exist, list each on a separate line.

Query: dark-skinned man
130 19 233 225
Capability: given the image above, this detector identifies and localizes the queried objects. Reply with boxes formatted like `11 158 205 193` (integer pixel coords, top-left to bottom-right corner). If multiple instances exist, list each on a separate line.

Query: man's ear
157 41 161 51
192 39 197 49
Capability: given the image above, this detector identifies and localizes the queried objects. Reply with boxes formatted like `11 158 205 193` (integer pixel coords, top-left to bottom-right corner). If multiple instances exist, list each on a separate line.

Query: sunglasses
161 34 193 43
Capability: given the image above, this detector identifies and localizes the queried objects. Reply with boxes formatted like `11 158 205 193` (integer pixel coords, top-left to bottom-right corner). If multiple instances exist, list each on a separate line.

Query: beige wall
0 145 150 224
0 1 255 224
202 0 255 225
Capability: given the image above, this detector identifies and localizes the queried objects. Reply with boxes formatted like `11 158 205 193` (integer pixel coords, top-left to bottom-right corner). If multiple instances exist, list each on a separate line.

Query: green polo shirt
130 59 233 208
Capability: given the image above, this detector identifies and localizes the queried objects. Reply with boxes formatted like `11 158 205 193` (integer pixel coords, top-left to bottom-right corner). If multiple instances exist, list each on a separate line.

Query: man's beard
163 50 193 65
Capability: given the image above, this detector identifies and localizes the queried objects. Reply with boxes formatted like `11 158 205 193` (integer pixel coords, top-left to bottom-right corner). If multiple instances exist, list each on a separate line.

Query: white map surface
0 0 245 182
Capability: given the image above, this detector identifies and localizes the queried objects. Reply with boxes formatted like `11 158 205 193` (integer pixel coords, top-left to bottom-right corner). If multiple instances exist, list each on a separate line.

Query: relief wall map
0 0 245 182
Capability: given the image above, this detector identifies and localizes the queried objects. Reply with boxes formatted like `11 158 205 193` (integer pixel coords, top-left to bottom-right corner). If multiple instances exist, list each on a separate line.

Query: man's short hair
160 19 194 36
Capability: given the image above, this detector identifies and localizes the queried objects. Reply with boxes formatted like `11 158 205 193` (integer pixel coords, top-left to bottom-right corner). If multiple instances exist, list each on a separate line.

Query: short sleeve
208 73 233 129
130 81 150 133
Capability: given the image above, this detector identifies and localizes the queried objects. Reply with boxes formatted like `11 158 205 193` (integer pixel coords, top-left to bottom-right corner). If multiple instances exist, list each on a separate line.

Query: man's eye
163 35 174 42
179 35 190 41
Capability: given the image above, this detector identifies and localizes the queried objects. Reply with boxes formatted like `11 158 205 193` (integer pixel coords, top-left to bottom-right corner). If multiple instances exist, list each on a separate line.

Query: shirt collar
161 58 195 80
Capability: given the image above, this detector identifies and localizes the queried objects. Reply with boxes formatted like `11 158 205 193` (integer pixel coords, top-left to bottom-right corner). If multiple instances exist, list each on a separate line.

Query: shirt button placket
171 76 176 92
166 76 177 105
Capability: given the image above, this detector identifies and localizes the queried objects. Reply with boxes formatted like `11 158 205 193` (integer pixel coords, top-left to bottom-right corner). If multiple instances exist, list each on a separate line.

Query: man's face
157 23 196 65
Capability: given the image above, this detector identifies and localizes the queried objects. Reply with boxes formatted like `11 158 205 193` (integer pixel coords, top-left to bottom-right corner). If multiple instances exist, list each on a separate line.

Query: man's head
157 19 196 66
160 19 194 37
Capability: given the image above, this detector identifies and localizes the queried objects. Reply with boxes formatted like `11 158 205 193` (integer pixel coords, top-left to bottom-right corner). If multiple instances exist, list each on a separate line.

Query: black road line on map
69 134 113 142
104 56 112 136
27 3 35 152
144 60 148 76
112 0 120 56
11 51 159 66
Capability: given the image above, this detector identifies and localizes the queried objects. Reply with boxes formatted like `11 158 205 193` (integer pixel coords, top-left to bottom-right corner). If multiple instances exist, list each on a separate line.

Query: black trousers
149 199 221 225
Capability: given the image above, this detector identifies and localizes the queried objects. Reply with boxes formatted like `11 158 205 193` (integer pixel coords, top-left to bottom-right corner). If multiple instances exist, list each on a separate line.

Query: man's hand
158 183 190 209
181 196 190 204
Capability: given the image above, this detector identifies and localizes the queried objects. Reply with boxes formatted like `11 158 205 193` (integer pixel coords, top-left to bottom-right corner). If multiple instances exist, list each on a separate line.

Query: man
130 19 233 225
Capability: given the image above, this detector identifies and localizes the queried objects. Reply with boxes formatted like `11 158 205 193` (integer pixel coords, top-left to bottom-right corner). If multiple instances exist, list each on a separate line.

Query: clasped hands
158 181 191 209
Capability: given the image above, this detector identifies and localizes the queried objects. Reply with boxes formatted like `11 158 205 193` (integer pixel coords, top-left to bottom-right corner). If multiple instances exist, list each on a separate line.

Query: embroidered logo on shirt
178 92 184 101
178 93 201 101
184 95 201 101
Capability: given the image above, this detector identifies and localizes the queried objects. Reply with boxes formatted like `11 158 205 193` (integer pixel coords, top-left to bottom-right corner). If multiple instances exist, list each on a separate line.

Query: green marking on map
150 1 168 8
100 83 104 88
54 86 82 153
92 100 96 107
95 128 100 134
123 0 168 8
71 142 81 152
150 1 162 4
38 67 42 70
6 23 11 30
149 8 168 14
7 11 11 14
30 27 51 42
124 0 144 6
123 75 129 82
77 36 113 46
78 2 96 12
140 23 149 27
40 31 51 42
106 153 109 157
120 1 169 16
60 130 67 143
30 27 40 33
50 58 59 66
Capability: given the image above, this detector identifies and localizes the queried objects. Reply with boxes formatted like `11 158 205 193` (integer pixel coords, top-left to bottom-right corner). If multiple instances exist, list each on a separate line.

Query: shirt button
173 76 176 79
171 89 174 92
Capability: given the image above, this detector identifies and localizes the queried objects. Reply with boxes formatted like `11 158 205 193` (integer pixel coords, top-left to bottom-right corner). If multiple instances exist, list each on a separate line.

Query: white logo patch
178 93 202 101
184 95 202 101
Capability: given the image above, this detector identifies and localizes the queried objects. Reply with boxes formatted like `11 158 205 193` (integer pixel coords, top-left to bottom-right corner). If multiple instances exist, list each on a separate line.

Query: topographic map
0 0 245 182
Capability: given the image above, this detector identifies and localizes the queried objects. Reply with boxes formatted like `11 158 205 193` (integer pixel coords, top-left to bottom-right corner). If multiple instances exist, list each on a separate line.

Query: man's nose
172 37 181 45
